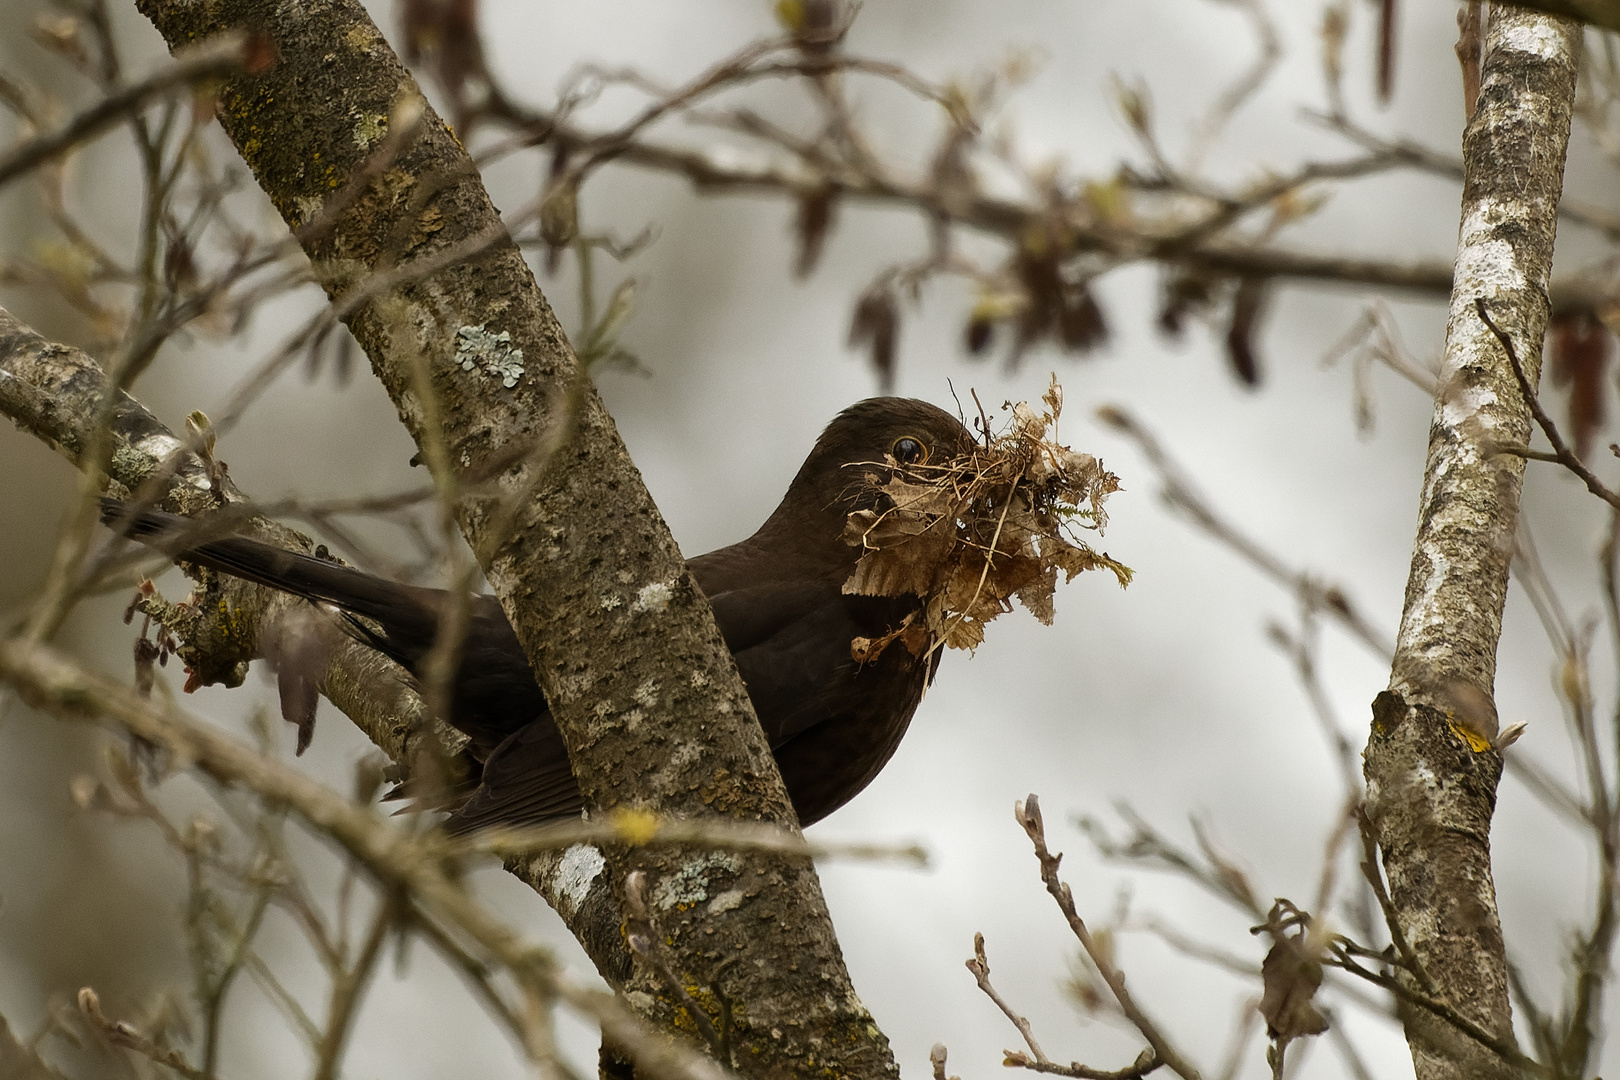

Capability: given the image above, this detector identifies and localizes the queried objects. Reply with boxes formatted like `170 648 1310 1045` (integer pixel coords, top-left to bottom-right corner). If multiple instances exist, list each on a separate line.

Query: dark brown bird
102 398 975 831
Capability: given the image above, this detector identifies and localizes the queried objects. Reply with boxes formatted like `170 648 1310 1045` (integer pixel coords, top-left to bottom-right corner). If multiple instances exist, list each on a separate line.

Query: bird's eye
891 437 928 465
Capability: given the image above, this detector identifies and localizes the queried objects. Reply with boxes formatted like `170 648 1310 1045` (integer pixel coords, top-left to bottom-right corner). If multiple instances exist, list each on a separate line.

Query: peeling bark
122 1 898 1076
1364 9 1580 1080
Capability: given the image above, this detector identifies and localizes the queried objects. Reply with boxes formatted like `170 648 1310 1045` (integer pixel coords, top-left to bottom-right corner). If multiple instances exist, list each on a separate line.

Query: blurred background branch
6 0 1620 1078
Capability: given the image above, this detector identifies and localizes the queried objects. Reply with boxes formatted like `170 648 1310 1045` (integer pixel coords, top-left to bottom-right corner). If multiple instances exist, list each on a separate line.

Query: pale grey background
0 3 1613 1078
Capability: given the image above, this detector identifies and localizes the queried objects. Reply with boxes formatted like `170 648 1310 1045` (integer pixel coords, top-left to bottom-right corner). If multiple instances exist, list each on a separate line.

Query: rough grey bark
125 1 898 1076
1363 9 1580 1080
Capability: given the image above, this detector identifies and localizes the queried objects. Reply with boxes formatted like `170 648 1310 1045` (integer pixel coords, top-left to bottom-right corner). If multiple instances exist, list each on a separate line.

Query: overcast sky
3 3 1617 1078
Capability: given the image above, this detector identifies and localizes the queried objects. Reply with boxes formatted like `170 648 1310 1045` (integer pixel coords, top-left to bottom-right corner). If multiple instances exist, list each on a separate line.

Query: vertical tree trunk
1365 9 1580 1080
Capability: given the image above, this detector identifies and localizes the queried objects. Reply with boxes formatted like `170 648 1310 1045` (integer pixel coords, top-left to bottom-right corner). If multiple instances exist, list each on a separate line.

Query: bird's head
762 397 977 546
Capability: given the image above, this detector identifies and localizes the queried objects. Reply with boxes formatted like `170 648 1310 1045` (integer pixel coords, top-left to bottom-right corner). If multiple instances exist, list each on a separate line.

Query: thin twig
1077 805 1261 919
1135 917 1258 980
1096 405 1393 659
1326 947 1550 1077
1474 298 1620 510
0 33 254 189
469 813 928 865
1323 1008 1376 1080
965 932 1048 1063
312 890 399 1080
1003 1048 1161 1080
623 871 726 1061
1354 807 1434 995
1017 795 1203 1080
1213 996 1259 1080
0 637 727 1080
1264 614 1360 799
1185 0 1281 171
77 988 216 1080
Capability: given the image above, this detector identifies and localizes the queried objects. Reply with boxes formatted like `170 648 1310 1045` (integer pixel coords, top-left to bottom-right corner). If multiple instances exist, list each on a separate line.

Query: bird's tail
99 497 441 666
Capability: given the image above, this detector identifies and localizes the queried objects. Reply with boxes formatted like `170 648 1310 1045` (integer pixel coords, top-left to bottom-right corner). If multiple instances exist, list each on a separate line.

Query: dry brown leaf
1259 937 1328 1041
844 376 1130 653
1253 902 1329 1045
1016 565 1058 625
851 614 932 664
1549 308 1610 461
939 608 985 651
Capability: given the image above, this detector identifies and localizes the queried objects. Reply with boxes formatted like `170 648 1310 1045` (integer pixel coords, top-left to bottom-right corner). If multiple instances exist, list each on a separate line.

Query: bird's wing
443 717 584 833
445 603 551 755
705 579 869 746
448 579 880 830
703 574 834 651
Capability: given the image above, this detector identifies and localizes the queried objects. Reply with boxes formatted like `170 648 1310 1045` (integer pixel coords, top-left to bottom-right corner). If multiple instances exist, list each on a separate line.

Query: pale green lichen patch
455 324 525 388
632 580 673 614
707 887 745 914
343 22 382 54
291 194 323 226
553 843 605 918
110 444 159 487
352 109 388 150
654 852 742 910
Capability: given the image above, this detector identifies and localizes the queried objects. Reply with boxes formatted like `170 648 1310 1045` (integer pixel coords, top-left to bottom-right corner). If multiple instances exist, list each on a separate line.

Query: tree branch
1475 299 1620 511
1499 0 1620 34
1364 9 1581 1080
0 32 255 190
124 1 896 1072
1016 795 1203 1080
0 304 437 757
0 637 724 1080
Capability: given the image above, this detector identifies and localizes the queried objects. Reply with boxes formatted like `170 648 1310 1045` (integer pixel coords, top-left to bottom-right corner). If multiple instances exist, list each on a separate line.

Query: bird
101 397 977 832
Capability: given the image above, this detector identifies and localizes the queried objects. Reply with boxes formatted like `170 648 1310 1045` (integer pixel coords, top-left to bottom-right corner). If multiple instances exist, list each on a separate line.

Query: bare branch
1325 947 1549 1078
0 636 727 1080
1497 0 1620 34
1367 11 1581 1080
1002 1048 1161 1080
0 32 256 190
1475 298 1620 510
311 892 399 1080
1096 405 1392 659
965 932 1048 1064
76 988 215 1080
1016 795 1203 1080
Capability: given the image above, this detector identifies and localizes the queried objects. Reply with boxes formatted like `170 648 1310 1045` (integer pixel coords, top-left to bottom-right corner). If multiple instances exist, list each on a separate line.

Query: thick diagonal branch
113 2 898 1075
